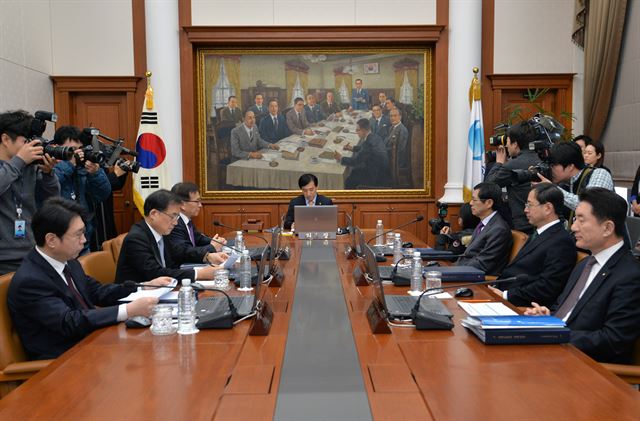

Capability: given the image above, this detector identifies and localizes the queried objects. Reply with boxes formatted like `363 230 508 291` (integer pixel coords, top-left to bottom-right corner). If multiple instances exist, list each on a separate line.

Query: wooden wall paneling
202 204 279 237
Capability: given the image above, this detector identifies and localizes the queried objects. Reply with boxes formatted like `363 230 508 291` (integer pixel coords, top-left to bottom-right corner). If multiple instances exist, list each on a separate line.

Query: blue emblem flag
463 68 485 203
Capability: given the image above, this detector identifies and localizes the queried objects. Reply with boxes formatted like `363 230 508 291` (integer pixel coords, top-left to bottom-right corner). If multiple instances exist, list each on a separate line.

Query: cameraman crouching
53 126 111 254
0 110 60 274
435 203 480 254
485 121 540 234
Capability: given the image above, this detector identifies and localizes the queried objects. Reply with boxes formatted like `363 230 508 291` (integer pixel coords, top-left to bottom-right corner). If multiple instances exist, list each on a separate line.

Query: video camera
511 114 564 183
486 123 510 162
79 127 140 173
28 111 74 161
428 201 450 235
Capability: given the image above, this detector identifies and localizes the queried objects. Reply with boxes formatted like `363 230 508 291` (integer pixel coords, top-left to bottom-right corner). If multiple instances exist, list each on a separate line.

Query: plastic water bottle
238 250 253 291
392 233 403 265
375 220 384 246
410 251 423 292
178 279 198 335
235 231 245 252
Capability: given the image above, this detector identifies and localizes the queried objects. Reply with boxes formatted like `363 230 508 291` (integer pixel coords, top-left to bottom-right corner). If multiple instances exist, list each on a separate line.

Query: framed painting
195 46 434 200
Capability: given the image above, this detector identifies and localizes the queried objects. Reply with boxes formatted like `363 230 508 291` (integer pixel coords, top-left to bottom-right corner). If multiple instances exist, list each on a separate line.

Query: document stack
461 315 570 345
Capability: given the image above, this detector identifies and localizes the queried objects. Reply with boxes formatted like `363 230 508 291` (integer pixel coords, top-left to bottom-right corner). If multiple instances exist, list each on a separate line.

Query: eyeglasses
184 199 202 204
524 202 544 208
159 211 180 221
470 197 485 203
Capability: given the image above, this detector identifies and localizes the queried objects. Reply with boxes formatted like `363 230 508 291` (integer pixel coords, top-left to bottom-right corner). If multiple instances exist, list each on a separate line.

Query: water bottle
238 250 253 291
178 279 198 335
392 233 403 265
235 231 244 252
375 220 384 246
410 251 423 292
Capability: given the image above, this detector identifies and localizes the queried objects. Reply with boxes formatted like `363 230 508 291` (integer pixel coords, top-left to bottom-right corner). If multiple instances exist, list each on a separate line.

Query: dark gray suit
247 104 268 125
286 108 310 135
370 115 391 140
385 122 409 170
230 124 271 160
219 106 242 125
456 212 513 276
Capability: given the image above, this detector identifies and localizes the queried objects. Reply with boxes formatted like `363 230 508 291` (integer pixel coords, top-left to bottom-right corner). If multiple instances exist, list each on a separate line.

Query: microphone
366 215 424 245
190 283 240 321
410 274 530 330
213 220 270 247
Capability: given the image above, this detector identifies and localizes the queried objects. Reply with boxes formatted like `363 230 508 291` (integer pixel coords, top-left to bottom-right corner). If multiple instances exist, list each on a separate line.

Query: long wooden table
1 233 639 420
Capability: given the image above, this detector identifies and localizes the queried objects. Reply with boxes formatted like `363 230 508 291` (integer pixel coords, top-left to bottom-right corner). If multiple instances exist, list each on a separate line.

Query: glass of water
150 304 176 336
214 269 230 290
425 271 442 293
386 232 395 246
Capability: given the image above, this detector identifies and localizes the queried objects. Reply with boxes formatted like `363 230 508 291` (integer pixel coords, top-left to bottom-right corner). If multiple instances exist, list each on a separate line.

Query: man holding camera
53 126 111 254
0 110 60 275
485 121 540 234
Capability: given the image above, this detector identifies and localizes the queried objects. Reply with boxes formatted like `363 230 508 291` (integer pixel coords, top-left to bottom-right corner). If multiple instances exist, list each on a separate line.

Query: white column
145 0 182 185
441 0 483 204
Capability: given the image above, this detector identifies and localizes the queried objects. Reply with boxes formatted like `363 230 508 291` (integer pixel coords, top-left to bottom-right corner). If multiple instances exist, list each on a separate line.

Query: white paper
223 252 240 269
118 279 178 302
457 302 518 317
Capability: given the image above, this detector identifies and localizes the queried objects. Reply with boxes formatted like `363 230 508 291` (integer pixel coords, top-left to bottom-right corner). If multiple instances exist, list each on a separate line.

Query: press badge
14 219 26 239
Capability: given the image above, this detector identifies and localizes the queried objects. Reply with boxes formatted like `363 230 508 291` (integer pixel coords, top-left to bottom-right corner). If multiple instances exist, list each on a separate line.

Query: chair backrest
509 230 529 263
0 273 28 370
102 233 127 264
78 251 116 284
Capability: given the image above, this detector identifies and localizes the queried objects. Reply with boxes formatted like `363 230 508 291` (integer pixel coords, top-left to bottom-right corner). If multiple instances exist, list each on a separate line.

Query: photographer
0 110 60 274
53 126 111 254
485 121 540 234
434 203 480 254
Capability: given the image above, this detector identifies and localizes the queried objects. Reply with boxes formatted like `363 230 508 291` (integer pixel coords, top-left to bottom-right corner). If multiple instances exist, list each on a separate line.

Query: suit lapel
511 223 560 264
140 221 164 266
29 251 82 306
68 261 94 309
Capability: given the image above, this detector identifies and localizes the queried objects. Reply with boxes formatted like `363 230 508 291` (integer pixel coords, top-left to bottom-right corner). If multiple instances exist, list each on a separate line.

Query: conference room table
1 231 639 420
226 111 371 190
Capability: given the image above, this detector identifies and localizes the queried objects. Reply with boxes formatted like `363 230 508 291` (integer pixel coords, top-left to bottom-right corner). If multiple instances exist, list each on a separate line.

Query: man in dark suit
320 91 341 117
334 119 391 189
385 108 410 177
246 93 267 126
230 110 279 161
219 95 243 126
489 183 577 306
259 98 290 143
304 94 326 124
351 78 369 110
369 104 390 140
168 182 227 264
456 182 513 275
526 188 640 363
115 190 221 283
286 97 314 136
8 198 171 360
283 173 333 230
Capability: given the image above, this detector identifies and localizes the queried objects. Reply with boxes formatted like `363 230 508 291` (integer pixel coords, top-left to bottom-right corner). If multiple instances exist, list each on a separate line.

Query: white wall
191 0 437 25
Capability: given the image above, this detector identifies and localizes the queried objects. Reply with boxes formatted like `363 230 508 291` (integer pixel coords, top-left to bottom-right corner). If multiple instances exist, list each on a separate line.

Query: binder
465 325 570 345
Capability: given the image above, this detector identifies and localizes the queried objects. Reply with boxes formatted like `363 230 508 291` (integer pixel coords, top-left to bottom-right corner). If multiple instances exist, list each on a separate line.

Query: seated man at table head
526 188 640 364
334 118 391 189
320 91 342 117
283 173 334 230
219 95 243 126
230 110 279 161
377 92 388 109
304 93 326 124
259 98 290 143
115 189 221 284
350 78 369 110
168 182 227 265
489 183 577 307
456 182 513 276
7 197 171 360
246 93 267 125
370 104 390 140
286 97 314 136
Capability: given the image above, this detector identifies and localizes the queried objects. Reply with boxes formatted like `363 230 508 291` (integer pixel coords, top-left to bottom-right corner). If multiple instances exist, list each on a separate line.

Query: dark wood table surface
1 231 639 420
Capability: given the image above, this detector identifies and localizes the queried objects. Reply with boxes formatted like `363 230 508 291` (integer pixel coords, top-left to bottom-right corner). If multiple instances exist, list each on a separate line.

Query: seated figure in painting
230 110 279 161
286 97 314 136
258 98 290 144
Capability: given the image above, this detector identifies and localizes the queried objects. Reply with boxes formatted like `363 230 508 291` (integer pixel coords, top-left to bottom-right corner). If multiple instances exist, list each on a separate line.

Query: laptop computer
294 205 338 239
362 244 452 320
195 246 268 319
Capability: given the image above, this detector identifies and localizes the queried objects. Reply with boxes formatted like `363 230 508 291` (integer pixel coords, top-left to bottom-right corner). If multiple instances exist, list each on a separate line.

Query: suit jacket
341 133 391 189
320 100 341 116
259 113 290 143
501 222 577 306
219 106 242 125
384 122 409 170
167 218 215 264
551 246 640 363
370 115 391 140
8 249 135 360
285 109 310 135
230 124 271 160
283 194 334 229
247 104 267 123
304 104 326 124
456 212 513 276
351 88 369 110
115 220 196 283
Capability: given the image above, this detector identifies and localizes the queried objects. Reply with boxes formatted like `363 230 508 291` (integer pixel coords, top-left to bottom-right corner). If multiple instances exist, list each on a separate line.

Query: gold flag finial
145 71 154 110
469 67 481 107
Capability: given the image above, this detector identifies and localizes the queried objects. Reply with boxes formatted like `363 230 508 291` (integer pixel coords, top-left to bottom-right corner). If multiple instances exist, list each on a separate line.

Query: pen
459 299 492 303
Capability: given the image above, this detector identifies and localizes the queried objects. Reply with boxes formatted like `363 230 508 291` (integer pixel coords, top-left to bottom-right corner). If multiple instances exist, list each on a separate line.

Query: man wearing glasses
168 182 227 264
115 189 222 283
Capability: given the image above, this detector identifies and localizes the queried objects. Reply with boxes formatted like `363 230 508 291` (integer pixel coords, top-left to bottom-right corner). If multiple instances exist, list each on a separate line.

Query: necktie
157 238 166 267
554 256 597 320
298 113 302 126
187 220 196 246
63 265 89 309
473 222 485 237
274 116 278 130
